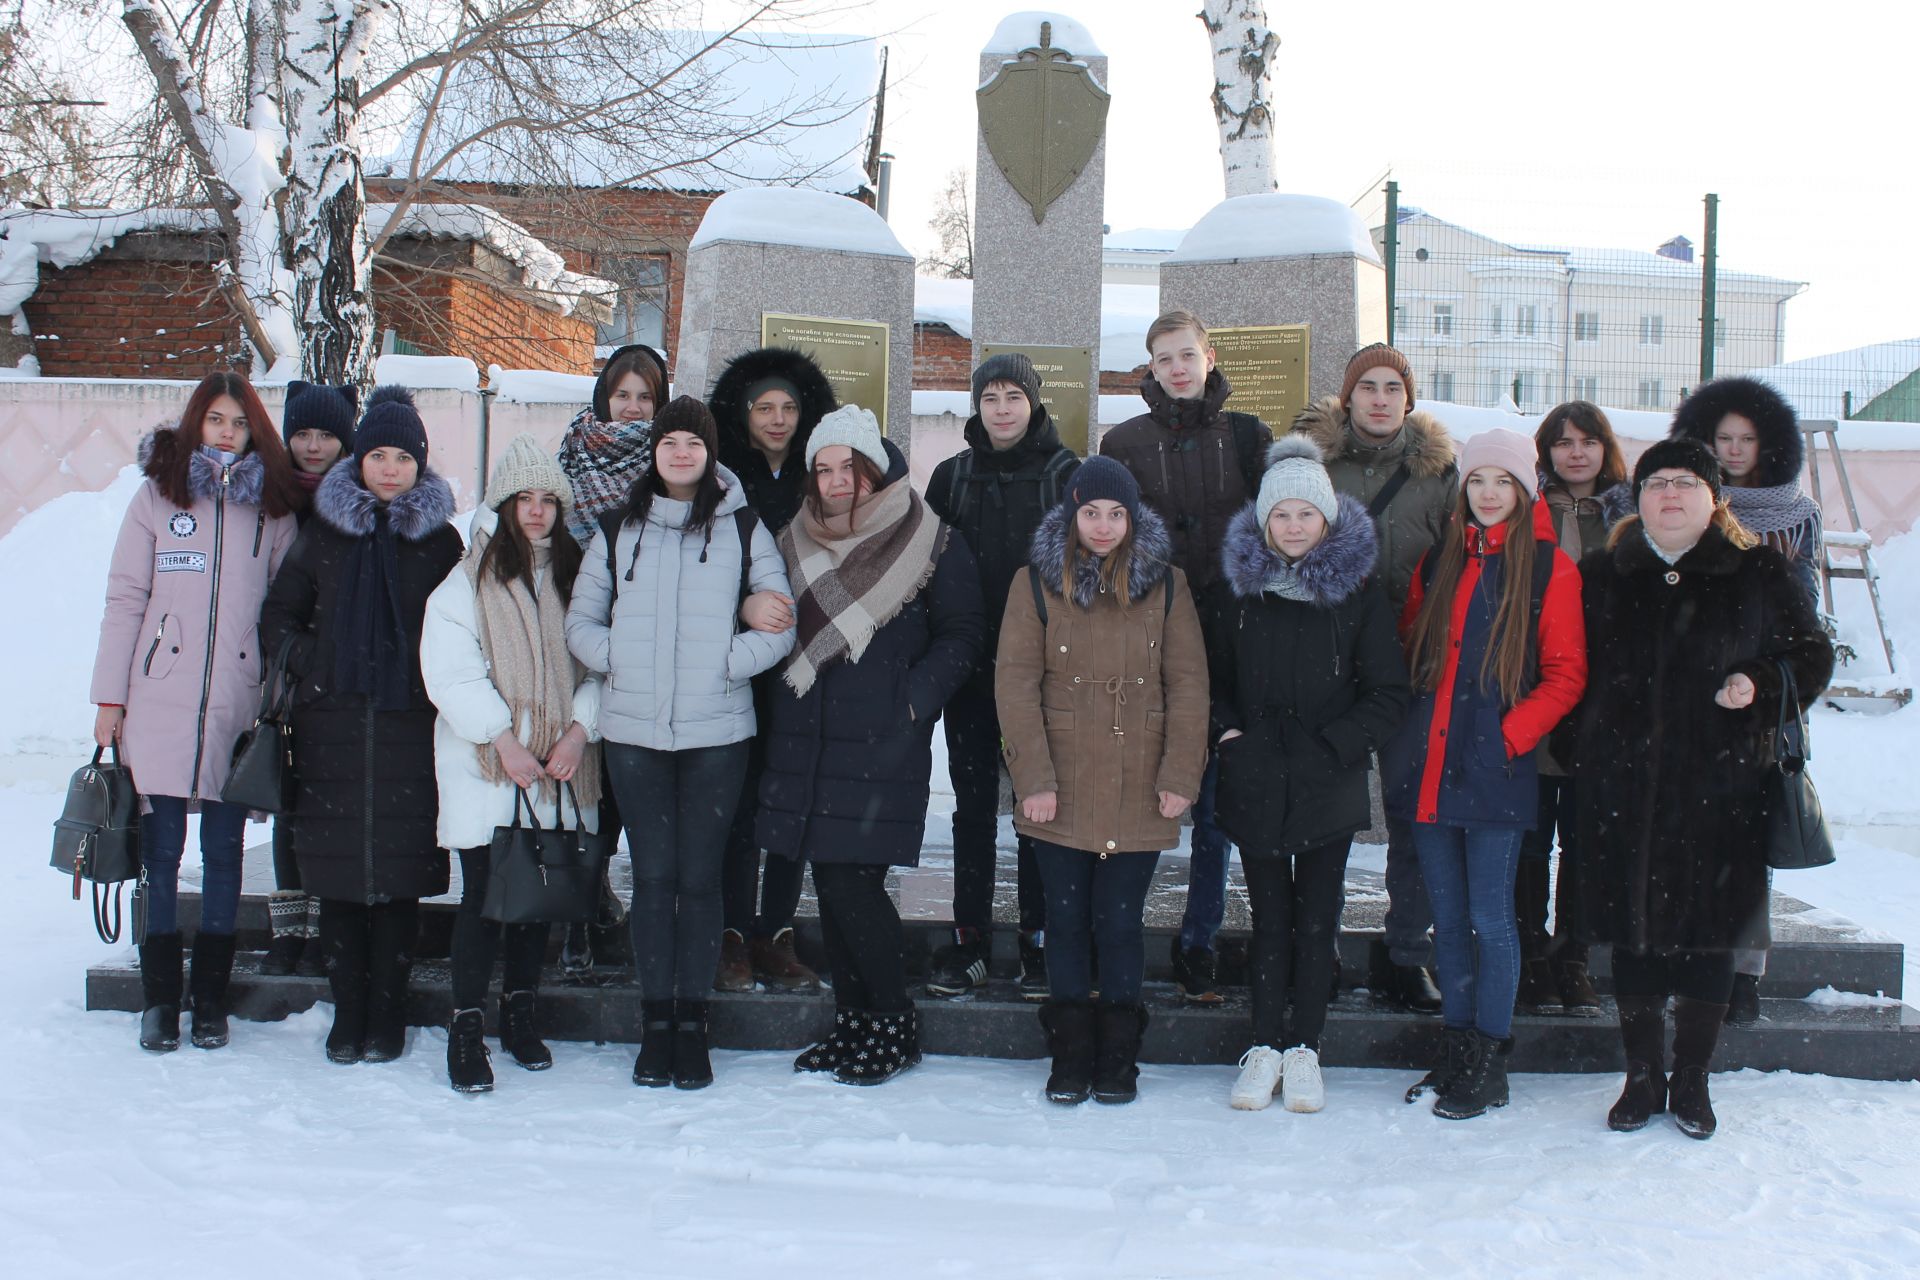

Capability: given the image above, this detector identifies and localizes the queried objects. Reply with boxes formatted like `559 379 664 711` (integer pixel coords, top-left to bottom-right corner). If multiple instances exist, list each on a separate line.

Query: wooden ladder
1803 419 1906 703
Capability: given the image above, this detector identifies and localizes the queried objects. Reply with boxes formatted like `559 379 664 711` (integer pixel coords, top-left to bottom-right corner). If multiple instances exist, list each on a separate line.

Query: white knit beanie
1256 436 1339 528
804 404 888 474
485 433 576 514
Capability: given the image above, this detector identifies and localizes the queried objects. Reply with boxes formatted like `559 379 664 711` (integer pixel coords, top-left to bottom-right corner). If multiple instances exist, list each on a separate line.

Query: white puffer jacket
421 506 602 851
565 462 794 750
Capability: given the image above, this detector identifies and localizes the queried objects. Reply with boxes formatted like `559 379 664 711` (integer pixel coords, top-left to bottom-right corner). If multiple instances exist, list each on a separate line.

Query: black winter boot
446 1008 493 1093
188 931 237 1050
1017 931 1049 1003
1515 957 1562 1015
632 1001 675 1087
361 904 417 1064
1724 972 1762 1029
834 1008 921 1085
1554 954 1602 1017
1091 1004 1148 1104
1432 1030 1511 1120
261 891 307 977
1370 942 1443 1015
498 990 553 1071
318 903 369 1064
1405 1026 1472 1103
926 927 989 998
1607 997 1668 1132
138 931 184 1053
794 1008 859 1073
673 999 714 1090
1038 1000 1097 1105
1670 997 1728 1139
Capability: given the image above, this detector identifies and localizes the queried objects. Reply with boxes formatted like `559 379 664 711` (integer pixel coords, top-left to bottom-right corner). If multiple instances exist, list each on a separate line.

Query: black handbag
222 634 298 812
482 784 601 925
1765 660 1836 871
51 743 144 942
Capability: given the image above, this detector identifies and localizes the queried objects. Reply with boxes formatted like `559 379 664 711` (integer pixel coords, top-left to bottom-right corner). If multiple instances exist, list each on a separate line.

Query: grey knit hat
805 404 888 473
971 353 1043 416
484 433 575 515
1256 436 1339 528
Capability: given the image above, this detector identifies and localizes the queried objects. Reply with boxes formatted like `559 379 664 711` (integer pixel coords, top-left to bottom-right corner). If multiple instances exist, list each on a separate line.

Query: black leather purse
482 785 600 925
51 743 143 942
222 634 298 813
1765 660 1836 871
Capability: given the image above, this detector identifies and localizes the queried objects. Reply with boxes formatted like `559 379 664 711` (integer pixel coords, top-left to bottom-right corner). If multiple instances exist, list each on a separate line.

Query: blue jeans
1412 823 1523 1040
1033 840 1160 1005
139 796 250 936
1177 751 1231 953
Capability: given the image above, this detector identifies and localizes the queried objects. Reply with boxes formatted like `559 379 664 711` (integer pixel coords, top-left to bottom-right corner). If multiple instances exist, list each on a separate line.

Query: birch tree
923 166 973 280
1198 0 1278 197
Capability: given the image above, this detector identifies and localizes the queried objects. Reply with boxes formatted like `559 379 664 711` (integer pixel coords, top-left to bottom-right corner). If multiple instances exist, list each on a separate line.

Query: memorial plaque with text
761 313 891 433
1209 324 1311 428
979 342 1094 457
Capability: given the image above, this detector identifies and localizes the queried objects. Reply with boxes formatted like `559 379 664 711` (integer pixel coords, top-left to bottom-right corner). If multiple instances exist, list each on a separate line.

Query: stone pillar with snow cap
1158 193 1387 404
674 186 916 455
970 13 1108 447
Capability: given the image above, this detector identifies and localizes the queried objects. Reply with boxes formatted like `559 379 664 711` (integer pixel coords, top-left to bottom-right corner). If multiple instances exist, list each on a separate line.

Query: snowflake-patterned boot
832 1008 922 1086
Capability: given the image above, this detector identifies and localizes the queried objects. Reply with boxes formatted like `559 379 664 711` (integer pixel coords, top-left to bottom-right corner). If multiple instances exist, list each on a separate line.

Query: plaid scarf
780 479 947 696
557 407 653 545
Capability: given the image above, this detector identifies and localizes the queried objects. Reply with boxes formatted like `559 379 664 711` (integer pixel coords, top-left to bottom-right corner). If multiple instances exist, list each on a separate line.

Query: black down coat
259 463 463 903
1208 494 1412 857
1566 523 1833 953
756 447 985 867
708 346 837 534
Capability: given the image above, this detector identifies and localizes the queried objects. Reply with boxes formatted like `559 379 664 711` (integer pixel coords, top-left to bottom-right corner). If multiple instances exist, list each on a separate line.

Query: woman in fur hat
1210 438 1410 1113
260 386 464 1067
422 433 603 1093
995 456 1208 1106
90 371 302 1053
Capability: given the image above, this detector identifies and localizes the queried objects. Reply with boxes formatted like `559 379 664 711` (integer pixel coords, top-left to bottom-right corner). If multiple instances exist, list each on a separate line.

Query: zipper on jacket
185 465 229 800
1156 443 1170 493
1215 437 1228 491
253 511 265 557
142 621 165 675
363 699 377 904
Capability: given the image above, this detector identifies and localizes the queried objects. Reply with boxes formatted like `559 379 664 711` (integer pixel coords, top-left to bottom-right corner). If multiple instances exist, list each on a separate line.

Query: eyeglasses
1641 476 1706 493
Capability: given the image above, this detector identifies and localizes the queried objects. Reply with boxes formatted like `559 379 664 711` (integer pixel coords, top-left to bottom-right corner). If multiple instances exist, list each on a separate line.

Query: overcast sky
815 0 1914 363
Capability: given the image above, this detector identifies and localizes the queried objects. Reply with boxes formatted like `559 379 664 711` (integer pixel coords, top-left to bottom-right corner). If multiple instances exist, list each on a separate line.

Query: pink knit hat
1457 428 1540 499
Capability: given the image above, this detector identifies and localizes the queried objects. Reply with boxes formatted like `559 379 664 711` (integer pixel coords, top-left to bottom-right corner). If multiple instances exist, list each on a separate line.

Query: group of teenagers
90 310 1832 1141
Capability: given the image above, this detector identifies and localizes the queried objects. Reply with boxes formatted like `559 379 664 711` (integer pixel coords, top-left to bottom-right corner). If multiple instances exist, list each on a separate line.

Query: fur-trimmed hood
709 345 838 472
1669 375 1802 488
1028 501 1174 609
1290 395 1455 480
314 455 455 540
591 343 668 423
139 427 270 507
1221 492 1378 604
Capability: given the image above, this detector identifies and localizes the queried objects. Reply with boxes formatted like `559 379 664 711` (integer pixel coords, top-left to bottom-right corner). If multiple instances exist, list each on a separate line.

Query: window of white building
1433 304 1454 337
1574 376 1600 401
1639 314 1664 346
1515 305 1538 338
1487 371 1506 405
1637 378 1664 407
1489 305 1502 337
1432 370 1455 401
1574 311 1600 342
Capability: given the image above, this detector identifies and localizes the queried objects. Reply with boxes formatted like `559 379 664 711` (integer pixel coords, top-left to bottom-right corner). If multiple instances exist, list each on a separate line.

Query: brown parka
994 503 1209 855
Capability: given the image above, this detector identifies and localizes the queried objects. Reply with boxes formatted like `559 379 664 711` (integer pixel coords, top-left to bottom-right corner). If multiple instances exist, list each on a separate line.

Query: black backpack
942 448 1080 533
600 507 760 628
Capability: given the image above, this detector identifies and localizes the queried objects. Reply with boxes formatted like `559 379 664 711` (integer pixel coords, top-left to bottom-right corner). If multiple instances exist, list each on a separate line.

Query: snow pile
913 276 974 335
912 277 1157 375
376 204 615 316
1164 194 1381 266
1747 337 1920 422
0 209 213 317
0 354 40 378
488 366 596 402
691 187 911 259
374 354 479 391
1104 227 1186 254
982 12 1105 56
1803 985 1903 1008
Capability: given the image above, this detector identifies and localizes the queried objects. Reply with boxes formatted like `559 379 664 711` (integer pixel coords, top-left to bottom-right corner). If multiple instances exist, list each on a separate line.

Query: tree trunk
1198 1 1279 198
279 0 386 387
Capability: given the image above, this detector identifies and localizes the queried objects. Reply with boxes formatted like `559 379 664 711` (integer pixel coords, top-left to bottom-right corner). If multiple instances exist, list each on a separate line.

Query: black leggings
720 736 806 938
605 740 750 1002
271 818 301 892
1611 948 1737 1005
943 680 1044 933
1032 840 1160 1006
810 861 910 1013
1243 839 1351 1051
450 847 551 1009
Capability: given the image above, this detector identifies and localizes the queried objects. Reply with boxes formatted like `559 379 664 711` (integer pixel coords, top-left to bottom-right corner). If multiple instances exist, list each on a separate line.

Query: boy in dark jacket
924 354 1080 999
1098 311 1273 1001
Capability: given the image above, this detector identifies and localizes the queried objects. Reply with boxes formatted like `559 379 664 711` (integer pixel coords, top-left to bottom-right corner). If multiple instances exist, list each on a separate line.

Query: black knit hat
972 353 1043 416
1066 455 1140 520
650 395 720 456
281 381 358 451
354 385 429 465
1632 436 1722 500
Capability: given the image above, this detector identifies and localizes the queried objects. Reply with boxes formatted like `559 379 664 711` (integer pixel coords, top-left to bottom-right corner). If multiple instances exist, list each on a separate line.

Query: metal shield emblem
977 22 1110 224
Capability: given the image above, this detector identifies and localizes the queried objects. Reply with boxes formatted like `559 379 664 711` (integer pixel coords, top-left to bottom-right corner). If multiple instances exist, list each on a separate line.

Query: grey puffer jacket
565 462 795 750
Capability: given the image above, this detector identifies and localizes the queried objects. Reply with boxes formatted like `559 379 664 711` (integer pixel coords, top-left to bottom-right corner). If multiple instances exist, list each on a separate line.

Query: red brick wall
25 256 247 379
913 325 972 391
373 264 595 374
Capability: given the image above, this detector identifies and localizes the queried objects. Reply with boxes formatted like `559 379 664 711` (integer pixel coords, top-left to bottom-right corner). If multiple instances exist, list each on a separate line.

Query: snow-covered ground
5 476 1920 1277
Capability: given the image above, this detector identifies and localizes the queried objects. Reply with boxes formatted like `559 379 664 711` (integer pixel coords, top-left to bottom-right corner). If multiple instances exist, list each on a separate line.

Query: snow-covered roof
0 203 616 317
690 187 909 258
983 13 1105 56
913 276 1159 373
1394 210 1803 293
1746 338 1920 421
368 32 879 195
1164 194 1381 266
1103 227 1184 254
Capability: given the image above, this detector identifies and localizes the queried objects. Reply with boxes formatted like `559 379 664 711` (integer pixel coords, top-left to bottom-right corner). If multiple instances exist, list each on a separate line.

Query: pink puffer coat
90 434 297 803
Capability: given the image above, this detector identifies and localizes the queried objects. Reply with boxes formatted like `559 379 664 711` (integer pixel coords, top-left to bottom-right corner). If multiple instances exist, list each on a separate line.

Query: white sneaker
1230 1045 1283 1110
1280 1045 1325 1113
